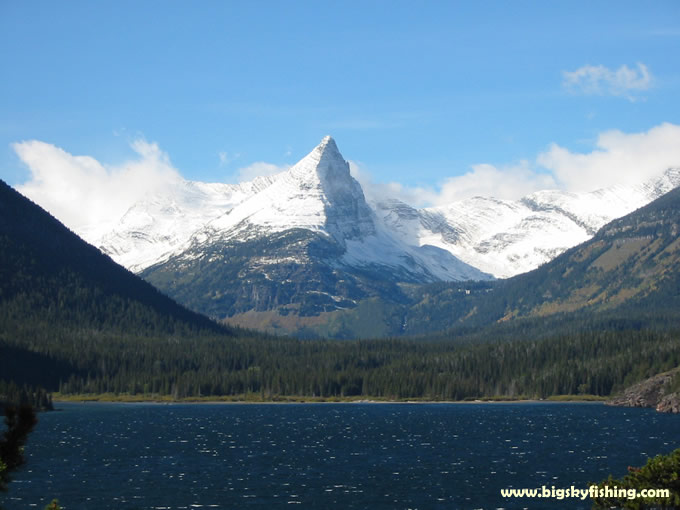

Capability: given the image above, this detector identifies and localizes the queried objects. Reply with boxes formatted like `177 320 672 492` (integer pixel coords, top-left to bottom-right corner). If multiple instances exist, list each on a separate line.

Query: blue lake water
4 402 679 509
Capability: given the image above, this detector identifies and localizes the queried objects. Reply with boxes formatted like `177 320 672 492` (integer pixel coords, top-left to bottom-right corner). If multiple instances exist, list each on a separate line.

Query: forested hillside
0 179 228 337
0 178 232 402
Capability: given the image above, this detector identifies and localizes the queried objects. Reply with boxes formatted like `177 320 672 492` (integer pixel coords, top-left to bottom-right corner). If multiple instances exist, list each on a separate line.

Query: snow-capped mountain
111 137 487 324
374 168 680 278
204 135 375 243
96 175 281 273
88 136 680 328
98 136 487 283
93 138 680 283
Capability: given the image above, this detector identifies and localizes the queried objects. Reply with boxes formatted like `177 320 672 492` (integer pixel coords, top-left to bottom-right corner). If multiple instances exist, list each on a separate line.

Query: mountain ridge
417 184 680 335
0 178 227 337
91 139 680 280
46 137 680 336
376 167 680 277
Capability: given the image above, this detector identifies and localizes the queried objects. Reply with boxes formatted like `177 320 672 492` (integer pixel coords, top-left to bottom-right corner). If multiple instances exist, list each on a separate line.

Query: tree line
3 324 678 401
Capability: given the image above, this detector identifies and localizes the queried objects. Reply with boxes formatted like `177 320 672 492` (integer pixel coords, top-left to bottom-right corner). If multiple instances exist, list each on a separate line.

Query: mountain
80 137 679 336
2 178 679 404
95 137 486 282
375 168 680 277
90 142 680 281
227 184 680 339
405 184 680 336
95 176 281 273
138 137 488 324
0 177 228 357
0 177 255 394
486 184 680 321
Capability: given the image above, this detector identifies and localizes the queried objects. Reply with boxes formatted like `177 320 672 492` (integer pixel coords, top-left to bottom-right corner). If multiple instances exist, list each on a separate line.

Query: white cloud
12 123 680 238
435 162 557 204
14 139 182 238
349 161 438 207
351 123 680 206
562 62 652 101
234 161 289 182
538 122 680 191
350 159 553 207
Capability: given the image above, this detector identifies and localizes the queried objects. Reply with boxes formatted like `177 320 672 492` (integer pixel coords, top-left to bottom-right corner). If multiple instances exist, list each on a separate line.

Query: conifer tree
0 405 37 493
592 448 680 509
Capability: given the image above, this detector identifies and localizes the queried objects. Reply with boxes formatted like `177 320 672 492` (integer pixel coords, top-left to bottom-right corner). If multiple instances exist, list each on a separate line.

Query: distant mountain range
92 137 680 281
7 136 680 338
375 167 680 277
439 184 680 334
74 136 679 336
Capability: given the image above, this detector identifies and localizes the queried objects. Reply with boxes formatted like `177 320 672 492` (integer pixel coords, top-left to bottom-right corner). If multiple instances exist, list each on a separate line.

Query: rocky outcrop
607 368 680 413
656 393 680 413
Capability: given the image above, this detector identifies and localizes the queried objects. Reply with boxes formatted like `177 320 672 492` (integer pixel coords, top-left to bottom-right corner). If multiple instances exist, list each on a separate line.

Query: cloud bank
354 123 680 206
435 162 557 205
562 62 652 101
12 123 680 238
14 139 182 237
538 123 680 191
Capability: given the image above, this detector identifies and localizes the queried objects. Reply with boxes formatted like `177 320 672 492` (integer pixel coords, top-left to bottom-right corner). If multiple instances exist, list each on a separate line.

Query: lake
4 402 679 509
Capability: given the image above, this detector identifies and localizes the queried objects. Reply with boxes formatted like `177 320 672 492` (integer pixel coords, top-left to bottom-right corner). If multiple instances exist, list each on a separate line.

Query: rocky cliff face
607 368 680 413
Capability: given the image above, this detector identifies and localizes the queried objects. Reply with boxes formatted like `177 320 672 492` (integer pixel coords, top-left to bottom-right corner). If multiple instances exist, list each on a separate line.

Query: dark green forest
3 322 679 401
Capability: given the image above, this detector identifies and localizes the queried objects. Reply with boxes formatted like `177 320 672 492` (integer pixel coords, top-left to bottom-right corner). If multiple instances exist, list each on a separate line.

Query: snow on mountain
96 175 282 272
201 136 375 243
166 136 488 282
374 168 680 278
93 135 680 281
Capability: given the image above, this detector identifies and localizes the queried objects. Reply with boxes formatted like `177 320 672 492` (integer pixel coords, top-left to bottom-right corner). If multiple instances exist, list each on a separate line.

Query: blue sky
2 1 680 215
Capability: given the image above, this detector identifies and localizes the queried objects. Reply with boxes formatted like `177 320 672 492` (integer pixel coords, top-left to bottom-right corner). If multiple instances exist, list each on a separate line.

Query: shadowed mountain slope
0 178 229 339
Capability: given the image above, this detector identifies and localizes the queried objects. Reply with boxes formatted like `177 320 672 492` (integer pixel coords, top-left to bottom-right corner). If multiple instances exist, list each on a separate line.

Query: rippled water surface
5 402 679 509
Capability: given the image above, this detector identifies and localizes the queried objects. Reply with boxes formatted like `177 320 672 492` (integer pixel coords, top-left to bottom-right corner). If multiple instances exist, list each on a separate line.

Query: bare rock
607 367 680 413
656 393 680 413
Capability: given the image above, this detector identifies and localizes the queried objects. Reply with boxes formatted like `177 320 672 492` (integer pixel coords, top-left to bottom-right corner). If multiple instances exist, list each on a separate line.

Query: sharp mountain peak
290 135 350 182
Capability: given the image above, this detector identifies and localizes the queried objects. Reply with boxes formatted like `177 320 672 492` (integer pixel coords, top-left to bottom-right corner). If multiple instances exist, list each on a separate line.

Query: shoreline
52 393 608 405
